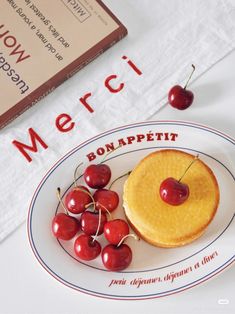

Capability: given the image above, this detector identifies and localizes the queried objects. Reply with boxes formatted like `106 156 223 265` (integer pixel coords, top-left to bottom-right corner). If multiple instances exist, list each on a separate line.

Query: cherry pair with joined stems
51 187 80 241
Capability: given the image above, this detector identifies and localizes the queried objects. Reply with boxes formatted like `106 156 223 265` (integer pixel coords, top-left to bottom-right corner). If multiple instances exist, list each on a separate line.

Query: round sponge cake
123 149 219 247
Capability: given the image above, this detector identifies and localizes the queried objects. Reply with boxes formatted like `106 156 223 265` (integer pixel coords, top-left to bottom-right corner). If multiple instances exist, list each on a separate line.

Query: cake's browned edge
0 0 127 130
123 149 220 248
125 213 206 248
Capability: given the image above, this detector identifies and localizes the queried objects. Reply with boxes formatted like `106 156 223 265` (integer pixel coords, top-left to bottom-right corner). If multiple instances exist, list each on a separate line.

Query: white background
1 1 235 313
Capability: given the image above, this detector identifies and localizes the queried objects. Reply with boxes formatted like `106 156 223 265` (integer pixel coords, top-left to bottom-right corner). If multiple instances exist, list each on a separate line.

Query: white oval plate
28 121 235 300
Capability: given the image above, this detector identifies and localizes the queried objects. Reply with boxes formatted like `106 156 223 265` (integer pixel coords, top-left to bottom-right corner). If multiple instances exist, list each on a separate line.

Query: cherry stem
73 162 83 188
85 202 94 210
117 233 140 247
85 202 112 220
100 144 122 164
178 154 199 183
74 187 96 211
109 171 132 190
183 64 195 89
92 209 102 243
57 187 69 215
96 203 112 219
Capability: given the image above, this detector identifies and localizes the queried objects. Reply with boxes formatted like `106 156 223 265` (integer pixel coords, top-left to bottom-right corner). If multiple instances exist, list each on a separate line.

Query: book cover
0 0 127 129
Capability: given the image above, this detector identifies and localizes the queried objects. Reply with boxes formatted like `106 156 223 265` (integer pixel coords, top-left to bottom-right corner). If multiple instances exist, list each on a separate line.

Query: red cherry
160 177 189 205
52 213 80 240
168 85 194 110
65 186 92 214
102 243 132 271
80 211 107 235
104 219 129 245
168 64 195 110
93 189 119 213
84 164 111 189
74 234 101 261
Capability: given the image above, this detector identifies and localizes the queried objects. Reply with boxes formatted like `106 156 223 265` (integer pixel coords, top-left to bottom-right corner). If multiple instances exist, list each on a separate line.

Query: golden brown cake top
123 149 220 247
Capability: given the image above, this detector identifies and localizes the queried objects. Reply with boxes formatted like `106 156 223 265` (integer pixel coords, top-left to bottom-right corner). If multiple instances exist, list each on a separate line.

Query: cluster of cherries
51 160 137 271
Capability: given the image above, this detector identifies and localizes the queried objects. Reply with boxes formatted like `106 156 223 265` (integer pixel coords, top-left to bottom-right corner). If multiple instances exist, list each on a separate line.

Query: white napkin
1 0 235 241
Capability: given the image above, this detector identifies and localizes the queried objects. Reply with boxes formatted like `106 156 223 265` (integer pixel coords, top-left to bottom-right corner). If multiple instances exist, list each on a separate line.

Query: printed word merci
86 132 178 162
12 56 142 163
